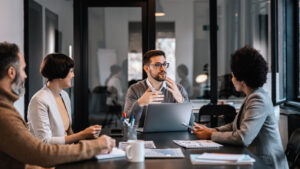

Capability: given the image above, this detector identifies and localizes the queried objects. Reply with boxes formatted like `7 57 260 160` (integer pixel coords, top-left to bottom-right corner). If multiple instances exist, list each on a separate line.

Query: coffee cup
126 140 144 162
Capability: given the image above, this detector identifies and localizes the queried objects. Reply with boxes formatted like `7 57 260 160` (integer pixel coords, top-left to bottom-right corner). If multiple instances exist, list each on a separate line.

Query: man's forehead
150 55 166 62
18 53 26 66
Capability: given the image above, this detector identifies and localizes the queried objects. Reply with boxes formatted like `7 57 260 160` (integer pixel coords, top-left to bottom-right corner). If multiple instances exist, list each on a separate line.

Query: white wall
0 0 73 118
0 0 24 118
33 0 73 56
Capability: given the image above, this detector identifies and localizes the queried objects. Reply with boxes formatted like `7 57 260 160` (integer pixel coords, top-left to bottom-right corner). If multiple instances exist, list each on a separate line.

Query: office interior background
0 0 298 149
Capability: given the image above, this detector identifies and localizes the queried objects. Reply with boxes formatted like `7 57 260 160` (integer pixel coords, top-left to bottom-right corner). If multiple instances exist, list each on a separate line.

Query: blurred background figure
177 64 192 96
105 65 123 106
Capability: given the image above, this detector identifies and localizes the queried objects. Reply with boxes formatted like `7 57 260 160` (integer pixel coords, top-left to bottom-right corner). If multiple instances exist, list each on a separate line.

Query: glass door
88 7 143 127
73 0 153 131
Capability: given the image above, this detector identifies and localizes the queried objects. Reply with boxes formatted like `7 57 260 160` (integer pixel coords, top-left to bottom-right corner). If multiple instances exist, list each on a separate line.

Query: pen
123 118 130 126
130 115 135 126
122 112 130 126
122 112 126 120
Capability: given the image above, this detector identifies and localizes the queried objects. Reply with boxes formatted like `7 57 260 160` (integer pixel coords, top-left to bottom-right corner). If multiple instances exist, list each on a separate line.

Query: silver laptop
142 103 192 133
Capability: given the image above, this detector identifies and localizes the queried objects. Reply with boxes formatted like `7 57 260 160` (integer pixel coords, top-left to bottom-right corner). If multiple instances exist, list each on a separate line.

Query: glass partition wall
88 7 143 127
216 0 271 107
154 0 211 111
153 0 272 109
71 0 275 130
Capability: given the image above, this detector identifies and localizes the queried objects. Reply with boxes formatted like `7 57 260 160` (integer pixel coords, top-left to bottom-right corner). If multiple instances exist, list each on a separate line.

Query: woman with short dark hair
193 46 288 169
27 53 101 144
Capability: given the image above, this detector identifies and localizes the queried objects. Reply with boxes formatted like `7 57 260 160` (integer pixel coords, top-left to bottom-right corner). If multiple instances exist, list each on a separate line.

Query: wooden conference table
57 130 271 169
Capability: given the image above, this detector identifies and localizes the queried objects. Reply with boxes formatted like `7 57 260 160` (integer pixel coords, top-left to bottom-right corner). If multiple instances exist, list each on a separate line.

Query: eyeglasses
149 62 170 69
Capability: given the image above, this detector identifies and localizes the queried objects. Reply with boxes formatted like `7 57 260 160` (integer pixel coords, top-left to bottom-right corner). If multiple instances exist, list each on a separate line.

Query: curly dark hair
40 53 74 81
230 46 268 89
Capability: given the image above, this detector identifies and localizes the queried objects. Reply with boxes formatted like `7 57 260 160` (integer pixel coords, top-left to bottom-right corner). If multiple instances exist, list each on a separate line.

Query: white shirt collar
146 78 166 92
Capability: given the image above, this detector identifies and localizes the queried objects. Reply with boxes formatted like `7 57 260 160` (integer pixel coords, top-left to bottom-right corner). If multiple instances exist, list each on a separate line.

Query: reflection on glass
128 22 143 82
277 0 286 101
88 7 142 127
217 0 271 100
177 64 192 96
155 0 210 100
156 38 176 80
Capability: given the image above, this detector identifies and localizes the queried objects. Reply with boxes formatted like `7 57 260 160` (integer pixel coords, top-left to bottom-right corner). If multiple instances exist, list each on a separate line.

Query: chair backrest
286 128 300 169
89 86 109 114
198 104 236 128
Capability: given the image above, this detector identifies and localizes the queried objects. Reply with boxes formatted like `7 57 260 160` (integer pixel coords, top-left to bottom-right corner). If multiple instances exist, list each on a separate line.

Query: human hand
193 122 216 140
192 122 207 131
97 135 116 154
138 87 164 106
80 125 102 139
166 77 184 103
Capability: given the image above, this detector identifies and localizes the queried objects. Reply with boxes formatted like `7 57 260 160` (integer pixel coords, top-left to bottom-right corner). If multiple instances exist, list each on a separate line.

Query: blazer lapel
43 86 65 132
60 92 72 125
233 96 248 130
233 88 260 130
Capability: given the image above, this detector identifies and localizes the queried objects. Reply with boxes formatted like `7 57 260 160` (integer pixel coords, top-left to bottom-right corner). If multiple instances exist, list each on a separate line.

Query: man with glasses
124 50 194 127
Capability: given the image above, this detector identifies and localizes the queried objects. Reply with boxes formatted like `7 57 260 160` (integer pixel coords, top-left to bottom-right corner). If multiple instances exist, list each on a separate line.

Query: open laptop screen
143 103 192 133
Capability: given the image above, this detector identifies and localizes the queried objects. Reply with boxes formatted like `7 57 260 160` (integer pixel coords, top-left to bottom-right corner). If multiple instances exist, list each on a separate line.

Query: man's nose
160 65 166 71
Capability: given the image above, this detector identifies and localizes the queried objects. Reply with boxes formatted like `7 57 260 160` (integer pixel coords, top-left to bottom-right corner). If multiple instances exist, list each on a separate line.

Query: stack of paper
96 148 125 160
190 153 255 165
118 141 156 151
145 148 185 158
173 140 223 149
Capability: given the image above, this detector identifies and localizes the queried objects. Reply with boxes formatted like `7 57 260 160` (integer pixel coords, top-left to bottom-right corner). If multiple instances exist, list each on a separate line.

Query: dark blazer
211 88 288 169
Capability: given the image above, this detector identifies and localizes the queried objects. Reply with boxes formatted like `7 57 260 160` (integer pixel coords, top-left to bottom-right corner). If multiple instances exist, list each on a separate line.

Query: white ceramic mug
126 140 144 162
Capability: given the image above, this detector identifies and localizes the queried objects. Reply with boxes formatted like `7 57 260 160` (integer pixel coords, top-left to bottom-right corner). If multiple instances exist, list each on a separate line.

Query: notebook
190 153 255 165
144 148 185 158
96 148 125 160
118 141 156 151
173 140 223 149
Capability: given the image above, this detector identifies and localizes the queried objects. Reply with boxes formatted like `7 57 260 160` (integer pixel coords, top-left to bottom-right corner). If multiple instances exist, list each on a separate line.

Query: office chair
90 86 122 127
198 104 236 128
89 86 110 126
286 128 300 169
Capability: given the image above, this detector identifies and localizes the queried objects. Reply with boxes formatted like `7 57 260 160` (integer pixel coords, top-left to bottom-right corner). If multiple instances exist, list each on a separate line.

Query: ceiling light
155 0 165 17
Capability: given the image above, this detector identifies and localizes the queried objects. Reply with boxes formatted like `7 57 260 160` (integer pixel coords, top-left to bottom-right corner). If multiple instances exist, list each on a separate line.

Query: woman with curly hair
193 46 288 169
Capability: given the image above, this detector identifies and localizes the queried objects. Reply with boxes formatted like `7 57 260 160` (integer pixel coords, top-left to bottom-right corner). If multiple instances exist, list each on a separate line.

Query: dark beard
150 70 166 82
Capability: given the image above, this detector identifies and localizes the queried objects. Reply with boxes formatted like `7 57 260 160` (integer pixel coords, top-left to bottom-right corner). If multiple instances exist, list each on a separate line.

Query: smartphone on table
181 122 194 130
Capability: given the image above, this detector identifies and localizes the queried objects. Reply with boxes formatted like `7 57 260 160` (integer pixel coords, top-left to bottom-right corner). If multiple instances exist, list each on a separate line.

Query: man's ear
7 66 16 80
241 81 247 87
144 65 149 73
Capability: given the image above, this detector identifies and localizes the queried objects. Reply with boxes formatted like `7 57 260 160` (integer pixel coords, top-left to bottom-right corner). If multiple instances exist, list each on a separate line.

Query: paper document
190 153 255 165
96 148 125 160
173 140 223 149
118 141 156 151
145 148 184 158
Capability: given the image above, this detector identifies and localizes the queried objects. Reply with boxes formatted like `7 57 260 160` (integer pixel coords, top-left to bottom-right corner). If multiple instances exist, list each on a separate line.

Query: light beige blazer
27 86 72 144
